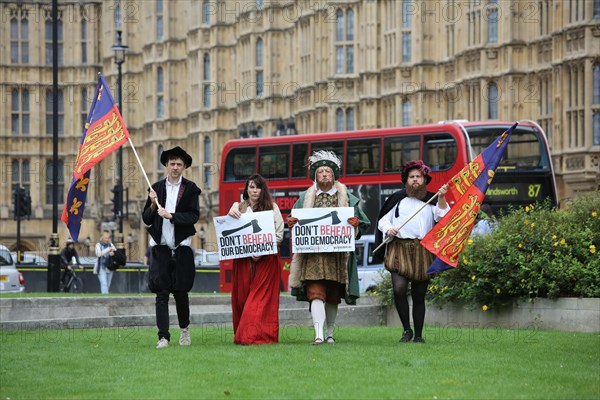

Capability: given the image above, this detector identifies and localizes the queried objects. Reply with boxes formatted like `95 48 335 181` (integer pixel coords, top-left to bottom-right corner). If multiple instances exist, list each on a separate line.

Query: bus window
311 142 344 163
467 126 549 171
292 143 309 178
259 144 289 179
384 135 420 173
223 147 255 182
423 133 457 172
346 138 381 175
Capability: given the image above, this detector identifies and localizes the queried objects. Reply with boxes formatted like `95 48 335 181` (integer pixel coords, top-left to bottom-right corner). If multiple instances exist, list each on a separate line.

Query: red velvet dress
232 253 281 344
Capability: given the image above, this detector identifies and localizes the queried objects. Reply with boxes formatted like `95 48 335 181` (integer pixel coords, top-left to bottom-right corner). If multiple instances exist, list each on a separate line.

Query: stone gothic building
1 0 599 258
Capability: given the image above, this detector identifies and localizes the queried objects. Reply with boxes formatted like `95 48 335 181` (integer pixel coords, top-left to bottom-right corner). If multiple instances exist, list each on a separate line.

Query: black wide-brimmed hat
401 160 432 185
160 146 192 167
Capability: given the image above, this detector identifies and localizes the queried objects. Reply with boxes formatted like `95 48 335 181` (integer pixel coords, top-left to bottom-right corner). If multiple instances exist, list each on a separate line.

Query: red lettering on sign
319 225 352 236
242 233 274 244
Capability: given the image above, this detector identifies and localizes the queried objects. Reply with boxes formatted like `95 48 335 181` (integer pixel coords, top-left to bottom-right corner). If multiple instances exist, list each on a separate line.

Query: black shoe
399 329 414 343
413 336 425 344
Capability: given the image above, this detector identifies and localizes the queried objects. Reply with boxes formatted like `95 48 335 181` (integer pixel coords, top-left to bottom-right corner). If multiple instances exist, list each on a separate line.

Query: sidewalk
0 294 383 330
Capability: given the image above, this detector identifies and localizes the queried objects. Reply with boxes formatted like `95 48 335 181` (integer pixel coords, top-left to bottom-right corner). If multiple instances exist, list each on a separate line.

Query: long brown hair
242 174 274 212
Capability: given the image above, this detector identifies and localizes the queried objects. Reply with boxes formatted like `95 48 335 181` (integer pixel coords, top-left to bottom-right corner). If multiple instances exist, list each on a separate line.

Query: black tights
391 273 428 338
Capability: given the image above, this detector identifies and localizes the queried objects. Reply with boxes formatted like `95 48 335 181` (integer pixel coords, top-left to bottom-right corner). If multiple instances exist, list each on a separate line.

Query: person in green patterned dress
288 150 370 345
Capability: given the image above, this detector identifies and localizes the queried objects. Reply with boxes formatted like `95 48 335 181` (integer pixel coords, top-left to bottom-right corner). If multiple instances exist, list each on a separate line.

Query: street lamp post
111 30 128 255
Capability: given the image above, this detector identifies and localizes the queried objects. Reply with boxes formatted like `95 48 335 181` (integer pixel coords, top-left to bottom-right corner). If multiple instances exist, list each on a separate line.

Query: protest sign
291 207 355 253
214 210 277 260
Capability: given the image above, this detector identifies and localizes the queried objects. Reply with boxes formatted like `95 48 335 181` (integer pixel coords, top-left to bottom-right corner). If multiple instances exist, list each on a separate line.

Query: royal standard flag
61 73 130 241
422 122 518 274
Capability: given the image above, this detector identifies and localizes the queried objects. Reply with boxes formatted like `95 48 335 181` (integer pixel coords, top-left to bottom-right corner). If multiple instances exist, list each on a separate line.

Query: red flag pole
126 137 163 209
372 192 440 255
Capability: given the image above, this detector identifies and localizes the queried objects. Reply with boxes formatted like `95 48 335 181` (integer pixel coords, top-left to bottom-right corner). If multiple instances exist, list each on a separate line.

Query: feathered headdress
308 150 342 180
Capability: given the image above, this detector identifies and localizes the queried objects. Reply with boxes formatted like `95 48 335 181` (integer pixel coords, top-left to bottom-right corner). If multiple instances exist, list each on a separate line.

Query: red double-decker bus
217 120 557 292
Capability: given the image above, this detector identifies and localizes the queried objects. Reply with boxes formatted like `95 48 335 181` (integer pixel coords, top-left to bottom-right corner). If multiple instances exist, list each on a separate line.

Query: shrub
373 191 600 310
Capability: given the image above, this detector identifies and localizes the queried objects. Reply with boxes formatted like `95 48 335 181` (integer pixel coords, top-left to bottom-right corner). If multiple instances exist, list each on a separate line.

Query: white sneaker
179 327 191 346
156 338 169 349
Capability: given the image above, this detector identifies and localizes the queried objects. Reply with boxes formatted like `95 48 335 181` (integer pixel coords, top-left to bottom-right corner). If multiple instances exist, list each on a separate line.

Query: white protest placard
291 207 355 253
213 210 277 261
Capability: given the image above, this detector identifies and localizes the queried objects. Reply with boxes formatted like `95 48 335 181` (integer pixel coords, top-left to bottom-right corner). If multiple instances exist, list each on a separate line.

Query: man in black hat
143 146 201 349
374 160 449 344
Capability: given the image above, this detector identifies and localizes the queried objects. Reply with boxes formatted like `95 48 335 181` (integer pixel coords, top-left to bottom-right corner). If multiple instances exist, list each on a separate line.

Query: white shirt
378 197 449 240
149 176 192 249
315 183 337 196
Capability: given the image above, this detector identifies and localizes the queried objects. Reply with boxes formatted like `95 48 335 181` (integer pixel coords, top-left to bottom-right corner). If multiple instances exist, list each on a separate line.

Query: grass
1 325 598 399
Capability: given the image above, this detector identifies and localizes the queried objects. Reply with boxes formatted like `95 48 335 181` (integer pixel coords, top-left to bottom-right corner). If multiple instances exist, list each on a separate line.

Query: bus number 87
528 184 541 198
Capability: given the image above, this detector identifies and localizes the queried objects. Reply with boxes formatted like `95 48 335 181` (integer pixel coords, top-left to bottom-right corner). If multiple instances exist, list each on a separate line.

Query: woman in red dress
228 174 284 344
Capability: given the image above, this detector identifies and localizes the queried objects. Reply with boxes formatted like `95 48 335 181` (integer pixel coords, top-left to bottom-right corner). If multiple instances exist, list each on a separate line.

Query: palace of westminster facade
1 0 599 258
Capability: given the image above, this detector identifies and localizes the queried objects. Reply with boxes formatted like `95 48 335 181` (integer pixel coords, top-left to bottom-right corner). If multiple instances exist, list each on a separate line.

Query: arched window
336 108 344 131
157 67 164 118
157 145 164 170
12 88 30 135
256 38 263 68
46 159 64 204
46 89 64 135
256 38 264 97
335 9 354 74
157 67 164 92
156 0 164 41
203 53 210 80
203 53 211 108
488 1 498 44
22 160 30 192
81 19 87 64
593 64 600 104
45 19 63 65
336 10 344 41
401 0 412 63
204 136 212 190
402 100 411 126
12 160 19 190
204 136 211 163
346 108 355 131
488 83 498 119
11 15 29 64
346 9 354 40
202 0 211 25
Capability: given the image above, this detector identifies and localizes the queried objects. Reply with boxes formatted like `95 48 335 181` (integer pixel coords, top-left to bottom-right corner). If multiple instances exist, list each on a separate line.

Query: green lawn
1 325 598 399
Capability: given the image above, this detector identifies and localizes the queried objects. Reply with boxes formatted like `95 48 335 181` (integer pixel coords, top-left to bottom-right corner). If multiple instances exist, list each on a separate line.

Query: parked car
1 245 25 293
355 234 385 293
10 252 48 266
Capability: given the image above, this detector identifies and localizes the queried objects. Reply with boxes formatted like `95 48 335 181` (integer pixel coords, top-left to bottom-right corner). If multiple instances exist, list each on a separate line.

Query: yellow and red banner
423 122 518 274
62 73 129 241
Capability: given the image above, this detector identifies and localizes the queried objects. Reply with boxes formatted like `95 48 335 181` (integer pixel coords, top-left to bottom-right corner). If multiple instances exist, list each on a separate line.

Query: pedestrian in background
94 231 116 294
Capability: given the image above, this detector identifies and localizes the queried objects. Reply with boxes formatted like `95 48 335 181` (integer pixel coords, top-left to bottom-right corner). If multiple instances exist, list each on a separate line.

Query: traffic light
12 188 18 220
111 185 122 217
21 189 31 219
12 187 31 220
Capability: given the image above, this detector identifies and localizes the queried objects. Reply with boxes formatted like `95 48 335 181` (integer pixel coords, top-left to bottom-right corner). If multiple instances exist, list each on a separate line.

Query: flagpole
372 192 440 255
126 137 163 209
